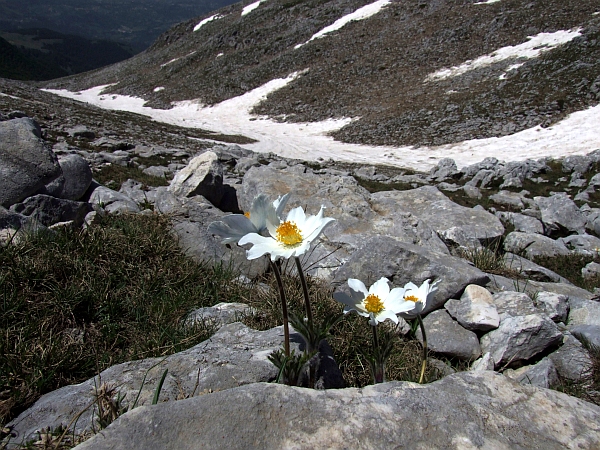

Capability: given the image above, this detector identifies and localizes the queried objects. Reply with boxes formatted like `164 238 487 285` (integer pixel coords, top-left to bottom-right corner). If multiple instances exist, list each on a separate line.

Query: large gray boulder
9 194 92 227
480 315 563 369
0 118 62 207
168 151 224 207
372 186 504 246
45 154 93 201
333 236 489 314
73 371 600 450
534 193 587 236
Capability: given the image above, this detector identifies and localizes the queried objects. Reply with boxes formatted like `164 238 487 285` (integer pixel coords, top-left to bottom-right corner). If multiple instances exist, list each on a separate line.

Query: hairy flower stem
270 260 290 357
418 314 427 384
294 257 313 326
371 325 385 384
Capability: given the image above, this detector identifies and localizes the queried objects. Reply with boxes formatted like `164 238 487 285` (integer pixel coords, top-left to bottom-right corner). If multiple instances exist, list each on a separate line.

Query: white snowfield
41 26 600 172
242 0 265 16
193 14 224 32
425 28 582 82
295 0 391 49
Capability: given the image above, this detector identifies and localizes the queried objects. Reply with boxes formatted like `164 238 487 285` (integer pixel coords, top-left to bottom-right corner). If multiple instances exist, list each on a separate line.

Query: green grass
0 214 249 426
93 164 169 189
533 253 600 292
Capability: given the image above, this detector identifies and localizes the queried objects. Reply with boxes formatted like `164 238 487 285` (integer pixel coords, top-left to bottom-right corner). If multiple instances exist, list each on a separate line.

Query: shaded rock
428 157 458 181
42 154 93 201
444 284 499 332
168 151 224 206
142 165 170 178
416 310 481 361
9 194 91 227
570 325 600 349
504 357 559 389
0 118 62 207
534 292 569 323
503 231 570 259
495 211 544 234
502 252 570 283
480 315 563 369
470 352 495 371
66 125 95 140
534 193 587 236
489 190 525 210
548 333 592 381
74 371 600 450
333 236 489 314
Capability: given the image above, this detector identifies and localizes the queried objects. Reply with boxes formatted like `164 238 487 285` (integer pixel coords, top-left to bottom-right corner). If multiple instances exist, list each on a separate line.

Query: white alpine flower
208 193 289 244
401 279 440 317
238 205 334 261
333 277 416 326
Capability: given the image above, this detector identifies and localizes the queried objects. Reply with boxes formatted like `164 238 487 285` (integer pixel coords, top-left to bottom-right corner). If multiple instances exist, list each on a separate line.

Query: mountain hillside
43 0 600 151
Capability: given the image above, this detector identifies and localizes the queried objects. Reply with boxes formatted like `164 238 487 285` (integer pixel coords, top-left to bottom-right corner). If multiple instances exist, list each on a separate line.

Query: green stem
371 324 385 384
417 314 427 384
294 256 313 326
270 259 290 357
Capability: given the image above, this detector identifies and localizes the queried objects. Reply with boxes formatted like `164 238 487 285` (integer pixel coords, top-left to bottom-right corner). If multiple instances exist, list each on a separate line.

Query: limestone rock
168 151 224 206
495 211 544 234
416 310 482 361
568 297 600 328
504 357 559 389
492 291 537 321
73 371 600 450
333 236 489 314
534 292 569 323
548 333 592 381
480 315 563 369
444 285 499 332
89 186 141 213
534 193 587 236
503 231 571 259
0 118 62 207
48 154 93 201
502 252 570 284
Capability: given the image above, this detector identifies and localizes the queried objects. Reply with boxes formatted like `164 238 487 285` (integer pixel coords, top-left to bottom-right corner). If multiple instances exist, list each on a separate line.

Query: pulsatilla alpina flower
208 193 289 244
401 279 440 317
238 205 334 261
333 277 416 326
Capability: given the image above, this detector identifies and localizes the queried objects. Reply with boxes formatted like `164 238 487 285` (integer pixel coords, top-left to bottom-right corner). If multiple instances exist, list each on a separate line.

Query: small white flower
238 205 334 261
401 279 440 317
333 277 416 326
208 193 289 244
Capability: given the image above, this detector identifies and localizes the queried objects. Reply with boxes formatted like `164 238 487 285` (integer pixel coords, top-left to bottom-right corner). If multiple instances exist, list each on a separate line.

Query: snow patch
474 0 502 5
193 14 224 32
426 28 581 82
295 0 391 49
43 72 600 172
160 52 196 68
153 87 165 93
242 1 265 16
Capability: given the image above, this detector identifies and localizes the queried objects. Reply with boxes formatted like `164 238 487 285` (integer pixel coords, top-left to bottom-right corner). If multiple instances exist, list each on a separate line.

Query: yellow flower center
276 221 303 247
244 212 251 218
405 294 419 303
364 294 384 314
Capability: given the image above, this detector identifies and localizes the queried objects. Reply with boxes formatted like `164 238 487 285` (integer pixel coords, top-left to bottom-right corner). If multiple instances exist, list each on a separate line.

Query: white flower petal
375 309 399 324
370 277 391 299
348 279 369 297
286 206 306 225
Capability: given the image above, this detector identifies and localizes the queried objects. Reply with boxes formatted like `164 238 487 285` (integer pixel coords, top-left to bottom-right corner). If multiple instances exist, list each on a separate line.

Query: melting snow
153 87 165 92
295 0 391 49
43 70 600 172
474 0 502 5
193 14 224 32
426 28 582 81
160 52 196 68
242 1 265 16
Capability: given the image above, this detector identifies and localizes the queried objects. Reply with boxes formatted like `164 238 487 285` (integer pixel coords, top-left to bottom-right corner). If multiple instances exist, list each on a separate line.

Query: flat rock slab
7 323 303 445
73 371 600 450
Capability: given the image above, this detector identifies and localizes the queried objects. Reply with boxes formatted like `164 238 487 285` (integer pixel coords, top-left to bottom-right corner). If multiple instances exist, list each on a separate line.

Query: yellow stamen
276 221 303 247
405 294 419 302
244 212 251 218
364 294 384 314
